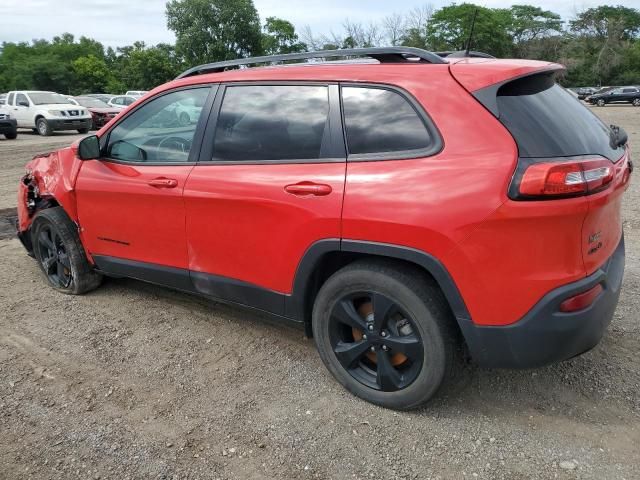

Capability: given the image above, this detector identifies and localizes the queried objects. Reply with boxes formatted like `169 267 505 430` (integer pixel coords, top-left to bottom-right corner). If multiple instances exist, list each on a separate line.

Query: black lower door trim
92 255 290 320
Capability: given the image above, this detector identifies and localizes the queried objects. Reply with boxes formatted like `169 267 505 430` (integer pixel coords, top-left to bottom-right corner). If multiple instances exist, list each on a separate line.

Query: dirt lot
1 111 639 480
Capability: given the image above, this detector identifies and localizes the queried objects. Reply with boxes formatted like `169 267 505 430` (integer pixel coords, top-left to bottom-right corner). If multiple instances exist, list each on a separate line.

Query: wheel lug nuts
381 331 387 337
370 346 375 352
362 334 367 340
367 324 374 331
382 345 389 351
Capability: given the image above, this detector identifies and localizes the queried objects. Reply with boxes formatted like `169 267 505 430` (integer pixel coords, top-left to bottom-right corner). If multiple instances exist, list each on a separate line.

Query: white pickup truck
2 91 92 136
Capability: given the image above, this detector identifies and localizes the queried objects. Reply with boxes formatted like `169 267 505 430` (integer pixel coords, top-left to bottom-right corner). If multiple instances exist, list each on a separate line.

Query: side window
16 93 29 106
106 88 209 163
111 97 121 105
8 93 15 105
623 88 636 93
212 85 329 161
341 86 433 156
124 97 135 106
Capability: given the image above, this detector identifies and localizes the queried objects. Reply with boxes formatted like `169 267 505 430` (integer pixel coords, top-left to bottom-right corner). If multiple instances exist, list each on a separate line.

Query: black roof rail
436 50 495 59
176 47 448 79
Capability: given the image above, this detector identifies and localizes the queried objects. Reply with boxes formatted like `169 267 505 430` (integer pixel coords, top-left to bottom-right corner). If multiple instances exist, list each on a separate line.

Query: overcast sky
1 0 639 48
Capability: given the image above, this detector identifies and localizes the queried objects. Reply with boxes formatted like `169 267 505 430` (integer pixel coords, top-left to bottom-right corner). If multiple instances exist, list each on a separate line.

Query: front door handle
148 177 178 188
284 182 332 196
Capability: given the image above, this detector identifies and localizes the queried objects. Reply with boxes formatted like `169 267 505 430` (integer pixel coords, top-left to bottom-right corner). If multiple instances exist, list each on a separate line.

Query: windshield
29 92 70 105
496 73 624 161
76 97 109 108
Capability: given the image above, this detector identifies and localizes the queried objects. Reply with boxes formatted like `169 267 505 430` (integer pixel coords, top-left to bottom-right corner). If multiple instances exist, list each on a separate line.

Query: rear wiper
610 124 628 149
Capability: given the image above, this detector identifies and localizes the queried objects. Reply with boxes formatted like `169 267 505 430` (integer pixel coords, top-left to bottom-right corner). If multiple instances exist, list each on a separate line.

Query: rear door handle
284 182 332 196
148 177 178 188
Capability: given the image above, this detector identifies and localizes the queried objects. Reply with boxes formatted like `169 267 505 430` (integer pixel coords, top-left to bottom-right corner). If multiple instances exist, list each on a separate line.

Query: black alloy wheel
35 223 72 288
328 291 424 392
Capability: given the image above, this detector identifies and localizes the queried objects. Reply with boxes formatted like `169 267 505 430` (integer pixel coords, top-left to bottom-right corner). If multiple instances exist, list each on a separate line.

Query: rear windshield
496 73 623 161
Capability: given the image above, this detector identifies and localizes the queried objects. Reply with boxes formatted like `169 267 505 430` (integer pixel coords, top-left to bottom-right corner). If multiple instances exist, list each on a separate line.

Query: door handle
284 182 332 196
148 177 178 188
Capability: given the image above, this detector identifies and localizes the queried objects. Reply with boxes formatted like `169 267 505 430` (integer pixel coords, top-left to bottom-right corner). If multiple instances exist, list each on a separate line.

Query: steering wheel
157 136 191 162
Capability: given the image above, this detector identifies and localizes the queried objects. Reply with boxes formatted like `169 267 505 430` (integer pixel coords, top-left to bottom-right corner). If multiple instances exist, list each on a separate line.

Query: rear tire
78 128 89 134
312 260 458 410
4 131 17 139
31 207 102 295
633 98 640 107
37 118 52 136
597 99 606 107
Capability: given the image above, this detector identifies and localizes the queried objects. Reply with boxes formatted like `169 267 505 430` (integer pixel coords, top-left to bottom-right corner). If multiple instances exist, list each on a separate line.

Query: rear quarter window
496 73 624 161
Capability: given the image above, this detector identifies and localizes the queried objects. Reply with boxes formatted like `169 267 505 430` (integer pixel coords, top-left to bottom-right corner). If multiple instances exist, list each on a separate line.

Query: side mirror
78 135 101 160
18 100 29 107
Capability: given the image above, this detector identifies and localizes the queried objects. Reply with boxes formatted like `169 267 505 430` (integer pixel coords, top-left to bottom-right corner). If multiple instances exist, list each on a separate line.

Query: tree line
0 0 638 95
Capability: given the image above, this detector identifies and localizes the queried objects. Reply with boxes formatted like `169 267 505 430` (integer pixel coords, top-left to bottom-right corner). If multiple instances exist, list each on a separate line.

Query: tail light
509 156 614 200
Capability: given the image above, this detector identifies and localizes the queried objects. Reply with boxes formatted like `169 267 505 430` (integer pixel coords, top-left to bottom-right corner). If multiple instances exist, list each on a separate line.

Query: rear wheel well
301 252 461 341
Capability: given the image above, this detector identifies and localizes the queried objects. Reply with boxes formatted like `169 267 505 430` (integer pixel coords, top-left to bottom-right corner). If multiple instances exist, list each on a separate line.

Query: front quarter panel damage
17 146 83 233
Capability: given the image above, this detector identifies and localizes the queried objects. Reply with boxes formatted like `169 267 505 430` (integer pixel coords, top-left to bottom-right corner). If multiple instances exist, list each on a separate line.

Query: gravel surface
1 110 639 479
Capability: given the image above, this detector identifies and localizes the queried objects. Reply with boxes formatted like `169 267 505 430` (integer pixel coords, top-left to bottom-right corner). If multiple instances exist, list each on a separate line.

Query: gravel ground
0 110 639 480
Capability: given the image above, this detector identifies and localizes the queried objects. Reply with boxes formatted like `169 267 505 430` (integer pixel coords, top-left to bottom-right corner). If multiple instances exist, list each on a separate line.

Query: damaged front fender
16 143 84 234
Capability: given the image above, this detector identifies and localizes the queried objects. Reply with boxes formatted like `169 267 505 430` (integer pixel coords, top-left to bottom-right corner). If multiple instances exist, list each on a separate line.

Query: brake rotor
353 301 408 367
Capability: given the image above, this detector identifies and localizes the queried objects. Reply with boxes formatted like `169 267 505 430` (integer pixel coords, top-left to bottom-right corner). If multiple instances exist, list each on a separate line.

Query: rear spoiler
449 60 565 117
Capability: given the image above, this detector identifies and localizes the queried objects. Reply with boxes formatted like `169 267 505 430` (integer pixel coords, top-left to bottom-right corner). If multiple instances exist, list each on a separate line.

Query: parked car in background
85 94 114 103
66 97 79 105
73 96 121 129
108 95 137 109
3 91 92 135
125 90 148 98
588 86 640 106
15 47 631 410
577 87 598 100
0 112 18 139
0 93 7 105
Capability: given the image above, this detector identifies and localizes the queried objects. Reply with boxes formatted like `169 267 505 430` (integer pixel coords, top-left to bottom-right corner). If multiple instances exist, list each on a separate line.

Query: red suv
16 48 631 409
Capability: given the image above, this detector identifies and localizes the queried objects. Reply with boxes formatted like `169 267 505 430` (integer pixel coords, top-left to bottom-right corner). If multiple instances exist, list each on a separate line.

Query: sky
1 0 639 48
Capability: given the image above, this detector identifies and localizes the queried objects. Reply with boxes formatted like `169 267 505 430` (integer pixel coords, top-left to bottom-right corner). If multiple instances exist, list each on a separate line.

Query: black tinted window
497 73 624 160
212 85 329 161
342 87 432 155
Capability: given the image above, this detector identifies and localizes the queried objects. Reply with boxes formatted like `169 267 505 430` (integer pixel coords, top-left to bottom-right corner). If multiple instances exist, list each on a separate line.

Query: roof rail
436 50 495 59
176 47 447 79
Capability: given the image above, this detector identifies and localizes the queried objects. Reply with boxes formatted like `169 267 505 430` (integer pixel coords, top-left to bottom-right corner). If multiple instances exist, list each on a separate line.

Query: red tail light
510 157 614 200
559 284 603 312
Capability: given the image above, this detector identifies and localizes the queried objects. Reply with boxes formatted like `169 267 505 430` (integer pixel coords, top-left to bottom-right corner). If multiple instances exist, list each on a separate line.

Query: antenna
464 8 479 57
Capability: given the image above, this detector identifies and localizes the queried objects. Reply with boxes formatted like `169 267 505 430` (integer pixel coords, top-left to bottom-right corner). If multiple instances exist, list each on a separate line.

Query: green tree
570 5 640 40
110 42 183 90
262 17 306 55
72 54 112 93
166 0 263 65
425 4 514 57
508 5 563 57
567 5 640 86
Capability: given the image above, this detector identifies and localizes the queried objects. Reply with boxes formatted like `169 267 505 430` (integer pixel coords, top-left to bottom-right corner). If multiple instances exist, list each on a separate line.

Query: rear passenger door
183 83 345 314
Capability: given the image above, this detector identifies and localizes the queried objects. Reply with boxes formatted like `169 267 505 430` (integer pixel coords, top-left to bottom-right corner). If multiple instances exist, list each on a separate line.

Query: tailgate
583 149 632 274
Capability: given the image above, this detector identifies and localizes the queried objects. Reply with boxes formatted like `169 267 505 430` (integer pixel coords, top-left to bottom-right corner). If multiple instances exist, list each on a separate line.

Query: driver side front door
75 86 215 274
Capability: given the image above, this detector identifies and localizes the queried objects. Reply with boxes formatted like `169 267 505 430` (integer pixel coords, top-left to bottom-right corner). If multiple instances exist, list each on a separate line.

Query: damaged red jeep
16 48 631 409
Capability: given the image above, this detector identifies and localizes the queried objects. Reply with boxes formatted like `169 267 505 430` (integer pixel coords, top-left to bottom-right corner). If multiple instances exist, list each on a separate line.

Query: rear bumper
48 118 92 131
459 234 625 368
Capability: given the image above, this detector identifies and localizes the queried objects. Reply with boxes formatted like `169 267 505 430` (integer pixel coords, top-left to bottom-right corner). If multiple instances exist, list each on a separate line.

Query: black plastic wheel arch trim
286 239 472 337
